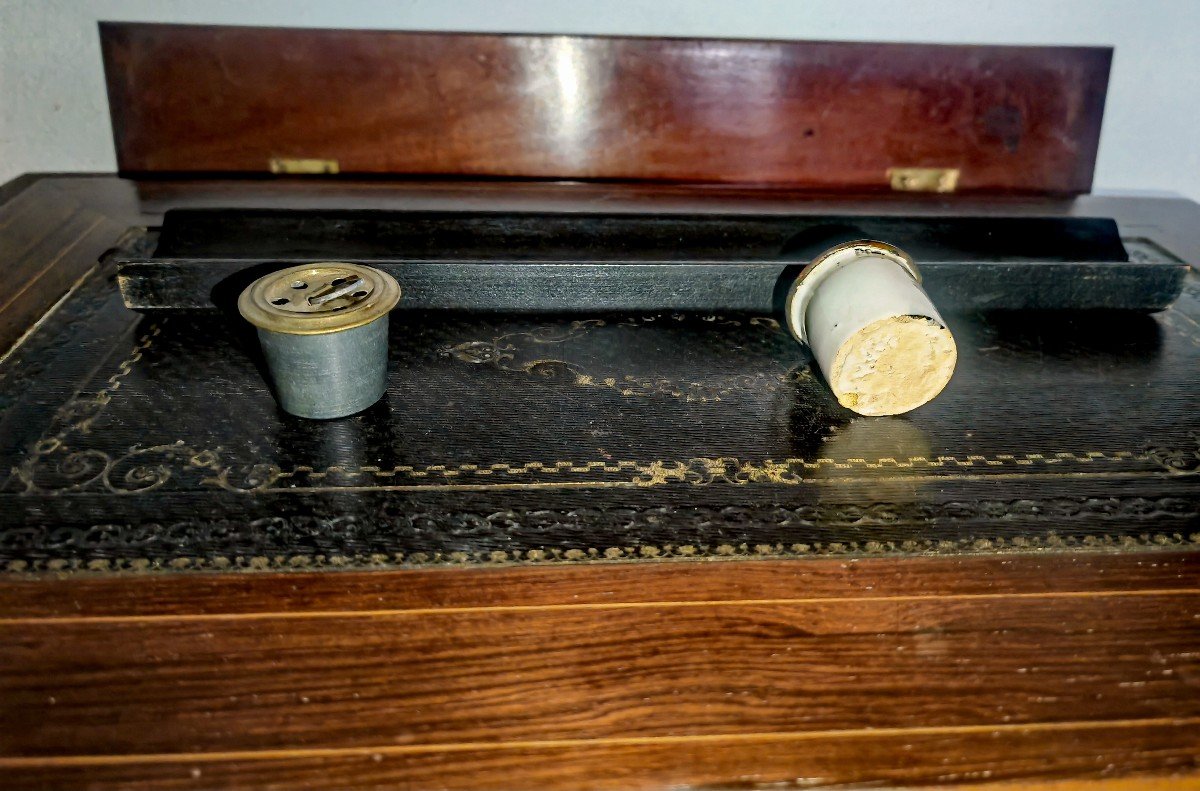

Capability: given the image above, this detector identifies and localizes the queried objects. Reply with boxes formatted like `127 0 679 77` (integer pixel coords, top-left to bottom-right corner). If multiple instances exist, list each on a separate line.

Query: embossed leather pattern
1 262 1198 572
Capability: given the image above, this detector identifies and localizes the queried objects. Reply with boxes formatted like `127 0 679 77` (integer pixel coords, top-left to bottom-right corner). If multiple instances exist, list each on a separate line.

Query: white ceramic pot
785 241 957 416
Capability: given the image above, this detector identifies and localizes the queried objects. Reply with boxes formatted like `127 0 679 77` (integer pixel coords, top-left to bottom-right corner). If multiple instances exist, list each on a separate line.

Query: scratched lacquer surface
1 257 1198 570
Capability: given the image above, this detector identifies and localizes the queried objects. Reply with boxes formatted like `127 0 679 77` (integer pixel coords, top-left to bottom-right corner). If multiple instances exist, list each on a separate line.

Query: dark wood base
2 551 1198 789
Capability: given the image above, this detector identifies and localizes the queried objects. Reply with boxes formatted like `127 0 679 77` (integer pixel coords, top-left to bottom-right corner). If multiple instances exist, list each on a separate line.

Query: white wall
2 0 1198 198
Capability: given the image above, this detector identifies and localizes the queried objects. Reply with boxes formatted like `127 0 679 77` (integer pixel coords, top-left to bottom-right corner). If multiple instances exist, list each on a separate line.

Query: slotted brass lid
238 263 401 335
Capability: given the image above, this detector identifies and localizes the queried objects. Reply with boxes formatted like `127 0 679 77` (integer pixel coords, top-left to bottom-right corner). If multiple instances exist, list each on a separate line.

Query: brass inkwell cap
238 263 401 335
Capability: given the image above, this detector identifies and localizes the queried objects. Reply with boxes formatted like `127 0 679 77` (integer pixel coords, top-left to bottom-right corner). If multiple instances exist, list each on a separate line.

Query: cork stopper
827 314 956 415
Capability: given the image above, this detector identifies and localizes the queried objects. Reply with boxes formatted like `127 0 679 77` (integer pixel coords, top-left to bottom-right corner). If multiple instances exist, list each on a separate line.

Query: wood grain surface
2 551 1199 788
1 551 1196 618
0 178 131 355
99 23 1110 192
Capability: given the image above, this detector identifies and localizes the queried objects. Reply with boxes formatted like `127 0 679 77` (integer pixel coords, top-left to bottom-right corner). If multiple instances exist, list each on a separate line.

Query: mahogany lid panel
100 23 1111 193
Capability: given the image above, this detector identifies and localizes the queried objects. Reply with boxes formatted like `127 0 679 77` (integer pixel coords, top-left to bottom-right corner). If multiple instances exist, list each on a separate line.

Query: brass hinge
887 167 960 193
269 157 340 175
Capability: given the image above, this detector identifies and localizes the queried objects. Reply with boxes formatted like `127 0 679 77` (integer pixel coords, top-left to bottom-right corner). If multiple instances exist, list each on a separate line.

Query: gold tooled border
9 295 1200 496
6 300 1200 572
6 530 1200 575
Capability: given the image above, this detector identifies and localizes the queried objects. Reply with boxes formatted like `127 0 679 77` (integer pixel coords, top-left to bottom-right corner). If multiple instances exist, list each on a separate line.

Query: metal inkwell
237 263 401 419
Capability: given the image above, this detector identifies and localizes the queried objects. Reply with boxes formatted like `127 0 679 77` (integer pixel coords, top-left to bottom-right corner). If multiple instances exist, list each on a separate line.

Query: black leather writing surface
2 257 1198 572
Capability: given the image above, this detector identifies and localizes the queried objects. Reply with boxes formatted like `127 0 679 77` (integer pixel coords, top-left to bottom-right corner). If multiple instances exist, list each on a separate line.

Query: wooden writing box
1 23 1198 791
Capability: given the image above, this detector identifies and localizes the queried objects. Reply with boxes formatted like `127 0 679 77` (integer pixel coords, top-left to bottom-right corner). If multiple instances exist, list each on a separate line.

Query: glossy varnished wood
100 23 1110 192
1 552 1198 788
5 723 1199 790
0 177 132 354
1 551 1196 618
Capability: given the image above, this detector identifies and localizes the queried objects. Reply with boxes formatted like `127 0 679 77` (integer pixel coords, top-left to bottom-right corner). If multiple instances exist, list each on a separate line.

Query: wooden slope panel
100 23 1110 192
